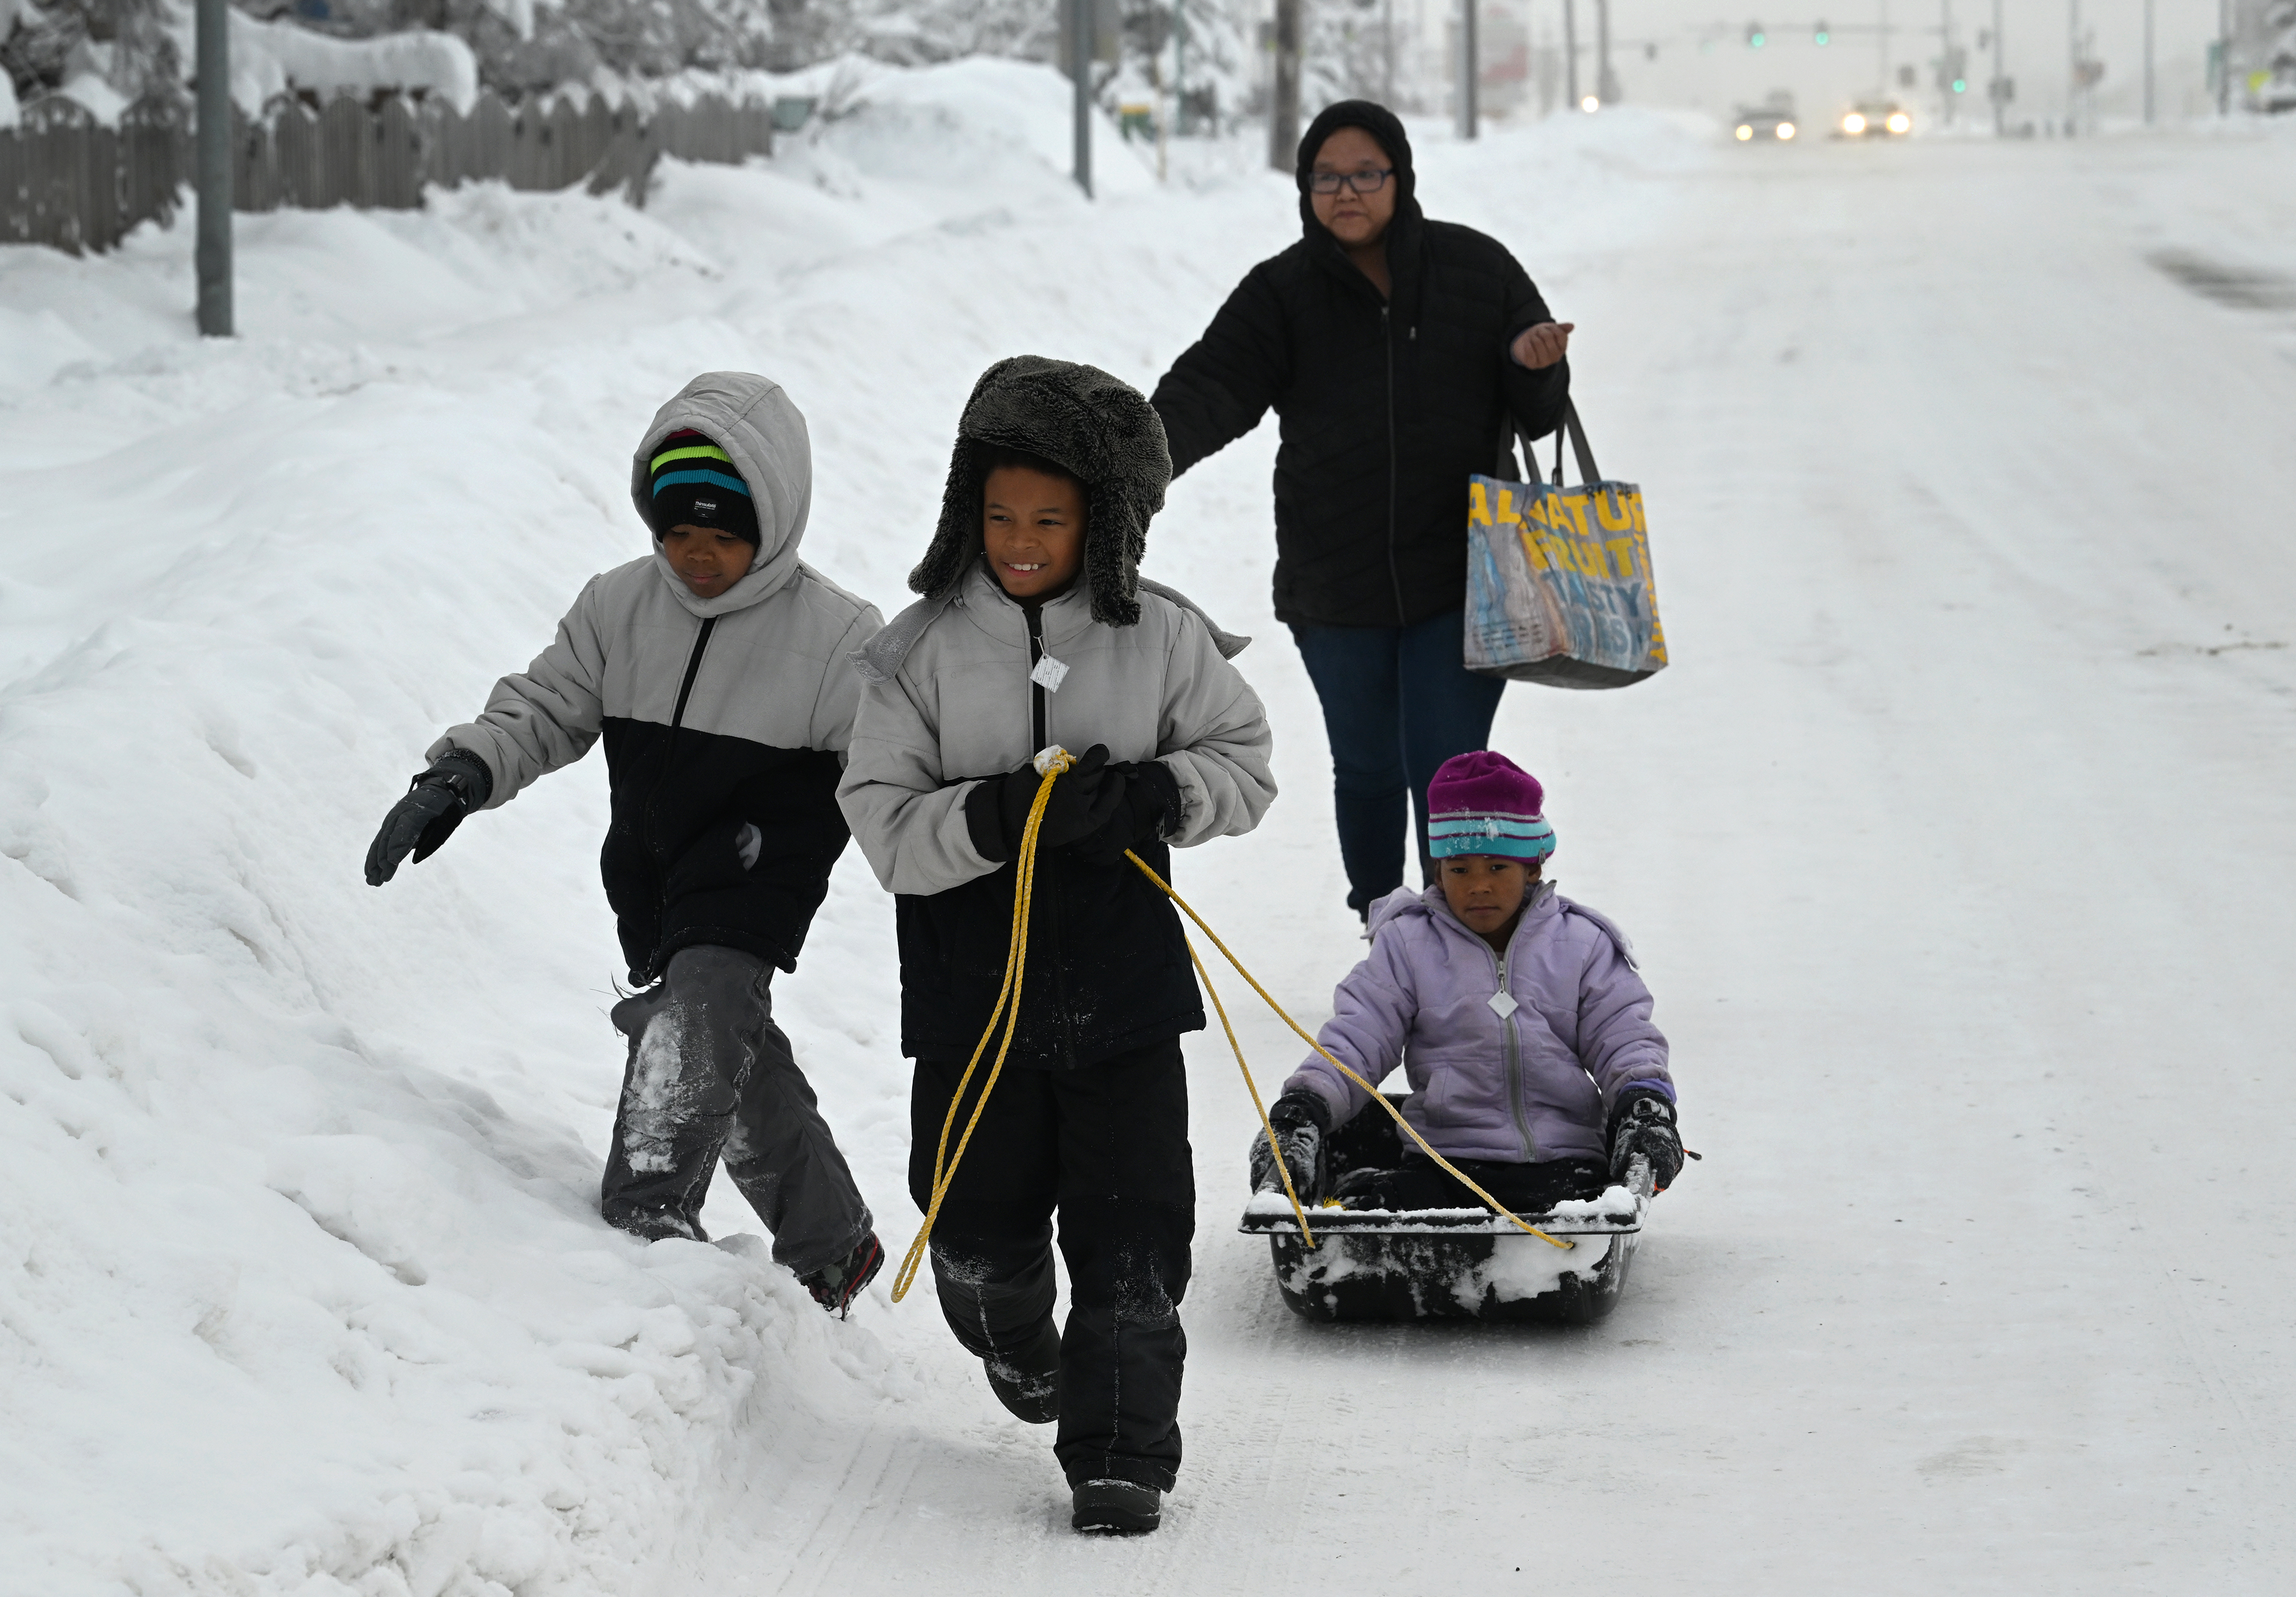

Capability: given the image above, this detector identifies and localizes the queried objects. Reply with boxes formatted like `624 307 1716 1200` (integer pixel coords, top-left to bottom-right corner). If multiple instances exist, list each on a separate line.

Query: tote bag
1463 402 1668 689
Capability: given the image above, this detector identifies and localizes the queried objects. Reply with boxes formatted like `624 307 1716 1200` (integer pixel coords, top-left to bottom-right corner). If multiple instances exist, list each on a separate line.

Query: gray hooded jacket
432 372 881 982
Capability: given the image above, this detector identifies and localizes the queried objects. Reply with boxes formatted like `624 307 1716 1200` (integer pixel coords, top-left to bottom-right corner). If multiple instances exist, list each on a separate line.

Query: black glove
364 749 492 886
964 745 1122 862
1248 1089 1331 1201
1064 759 1182 860
1608 1089 1683 1192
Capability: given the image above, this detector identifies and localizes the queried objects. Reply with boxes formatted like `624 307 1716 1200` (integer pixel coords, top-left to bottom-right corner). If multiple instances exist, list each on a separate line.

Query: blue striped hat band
1427 809 1556 861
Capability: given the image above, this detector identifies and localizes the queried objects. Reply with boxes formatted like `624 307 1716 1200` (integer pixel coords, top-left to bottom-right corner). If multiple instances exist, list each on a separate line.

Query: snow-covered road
5 65 2295 1594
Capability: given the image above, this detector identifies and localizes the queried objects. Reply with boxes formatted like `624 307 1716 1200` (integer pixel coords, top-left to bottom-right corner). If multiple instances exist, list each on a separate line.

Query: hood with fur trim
629 371 813 619
906 355 1172 628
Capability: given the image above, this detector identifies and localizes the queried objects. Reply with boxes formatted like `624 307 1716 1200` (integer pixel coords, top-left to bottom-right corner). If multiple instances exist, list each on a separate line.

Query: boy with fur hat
364 372 888 1315
1253 751 1681 1216
838 355 1276 1534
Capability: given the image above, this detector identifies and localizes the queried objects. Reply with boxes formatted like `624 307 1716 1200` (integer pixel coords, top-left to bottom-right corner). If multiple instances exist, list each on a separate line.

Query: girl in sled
1255 751 1682 1214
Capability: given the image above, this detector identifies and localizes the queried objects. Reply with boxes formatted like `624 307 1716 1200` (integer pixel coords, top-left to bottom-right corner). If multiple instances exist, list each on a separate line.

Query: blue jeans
1292 607 1507 916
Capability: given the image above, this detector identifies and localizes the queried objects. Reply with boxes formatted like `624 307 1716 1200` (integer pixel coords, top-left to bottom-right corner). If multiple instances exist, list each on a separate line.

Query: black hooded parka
1149 101 1570 630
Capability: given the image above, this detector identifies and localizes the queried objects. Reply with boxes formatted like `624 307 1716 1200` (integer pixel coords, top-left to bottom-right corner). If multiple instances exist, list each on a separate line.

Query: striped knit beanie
645 429 760 545
1426 751 1556 862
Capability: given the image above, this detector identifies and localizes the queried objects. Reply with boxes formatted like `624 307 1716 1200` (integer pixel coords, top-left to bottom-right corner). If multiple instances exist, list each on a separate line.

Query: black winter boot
1071 1479 1161 1534
983 1318 1062 1424
798 1232 884 1318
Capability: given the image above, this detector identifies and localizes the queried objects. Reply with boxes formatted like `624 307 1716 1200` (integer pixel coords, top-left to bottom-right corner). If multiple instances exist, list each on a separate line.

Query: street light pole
1563 0 1578 109
1271 0 1302 168
1596 0 1618 103
1383 0 1395 105
1071 0 1093 196
195 0 232 337
1991 0 2005 133
2143 0 2154 123
1459 0 1480 137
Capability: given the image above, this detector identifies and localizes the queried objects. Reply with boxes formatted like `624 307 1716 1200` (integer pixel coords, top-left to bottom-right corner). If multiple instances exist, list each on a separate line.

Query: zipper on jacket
1020 603 1073 1060
670 616 719 733
1487 941 1537 1162
1024 606 1048 753
1381 304 1406 626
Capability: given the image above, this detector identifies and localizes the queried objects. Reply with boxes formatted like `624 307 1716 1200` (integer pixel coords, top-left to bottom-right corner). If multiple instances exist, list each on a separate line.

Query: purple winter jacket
1284 881 1673 1164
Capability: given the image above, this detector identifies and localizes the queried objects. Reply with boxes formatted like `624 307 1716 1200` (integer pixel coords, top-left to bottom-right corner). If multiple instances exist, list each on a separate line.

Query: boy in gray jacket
365 372 887 1314
839 357 1275 1533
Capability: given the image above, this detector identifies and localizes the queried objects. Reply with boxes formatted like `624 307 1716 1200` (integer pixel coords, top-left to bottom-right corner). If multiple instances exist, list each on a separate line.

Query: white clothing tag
1029 653 1070 693
1487 989 1519 1019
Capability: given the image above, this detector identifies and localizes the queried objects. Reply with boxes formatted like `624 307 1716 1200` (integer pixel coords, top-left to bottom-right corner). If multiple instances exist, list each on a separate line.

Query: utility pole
1880 0 1892 91
1271 0 1301 169
1564 0 1579 109
1596 0 1619 103
195 0 232 336
1459 0 1480 137
2218 0 2230 115
1070 0 1093 195
1172 0 1185 137
1991 0 2006 133
1383 0 1396 105
2143 0 2154 122
2066 0 2079 135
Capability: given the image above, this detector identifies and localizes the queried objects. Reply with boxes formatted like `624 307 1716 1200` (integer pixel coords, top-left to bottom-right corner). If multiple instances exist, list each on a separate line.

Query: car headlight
1736 124 1753 140
1777 121 1796 139
1843 112 1867 135
1887 112 1911 133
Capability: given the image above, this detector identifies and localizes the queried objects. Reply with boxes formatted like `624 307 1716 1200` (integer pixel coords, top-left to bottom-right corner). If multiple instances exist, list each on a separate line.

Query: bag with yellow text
1464 402 1667 689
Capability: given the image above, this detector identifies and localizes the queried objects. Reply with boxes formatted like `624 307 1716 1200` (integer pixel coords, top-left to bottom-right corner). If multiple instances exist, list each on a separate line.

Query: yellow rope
1124 850 1574 1252
890 747 1074 1302
1186 934 1316 1246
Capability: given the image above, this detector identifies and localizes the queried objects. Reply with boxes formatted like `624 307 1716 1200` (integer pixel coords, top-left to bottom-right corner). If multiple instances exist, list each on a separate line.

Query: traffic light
1814 20 1830 44
1748 23 1767 47
1952 77 1968 92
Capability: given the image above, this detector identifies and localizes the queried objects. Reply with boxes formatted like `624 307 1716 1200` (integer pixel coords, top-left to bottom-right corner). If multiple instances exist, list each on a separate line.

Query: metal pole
2216 0 2230 116
195 0 232 337
1270 0 1302 170
1939 0 1953 126
1596 0 1617 103
1174 0 1186 136
2142 0 2154 123
1459 0 1480 136
1072 0 1093 196
1992 0 2005 133
1383 0 1396 105
2067 0 2079 135
1563 0 1578 108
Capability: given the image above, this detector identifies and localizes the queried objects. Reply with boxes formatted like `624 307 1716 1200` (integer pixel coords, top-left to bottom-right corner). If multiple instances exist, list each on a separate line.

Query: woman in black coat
1150 99 1573 916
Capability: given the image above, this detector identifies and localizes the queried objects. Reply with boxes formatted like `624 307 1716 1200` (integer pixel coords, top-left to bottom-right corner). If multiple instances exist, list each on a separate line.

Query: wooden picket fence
1 88 779 254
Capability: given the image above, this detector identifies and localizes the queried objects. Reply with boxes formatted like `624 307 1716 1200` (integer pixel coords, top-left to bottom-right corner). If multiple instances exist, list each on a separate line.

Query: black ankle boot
982 1320 1061 1424
798 1232 884 1318
1071 1479 1161 1534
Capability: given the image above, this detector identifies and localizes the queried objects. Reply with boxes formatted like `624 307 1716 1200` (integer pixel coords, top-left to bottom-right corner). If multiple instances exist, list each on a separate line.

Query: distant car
1838 100 1913 137
1732 105 1799 142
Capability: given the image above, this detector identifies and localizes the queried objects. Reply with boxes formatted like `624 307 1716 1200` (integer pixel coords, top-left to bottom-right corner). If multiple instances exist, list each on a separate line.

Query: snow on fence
0 89 776 254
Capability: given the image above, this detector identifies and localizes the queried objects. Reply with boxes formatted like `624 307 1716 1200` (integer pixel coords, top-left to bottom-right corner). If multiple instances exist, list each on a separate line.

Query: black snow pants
909 1038 1195 1492
603 945 872 1275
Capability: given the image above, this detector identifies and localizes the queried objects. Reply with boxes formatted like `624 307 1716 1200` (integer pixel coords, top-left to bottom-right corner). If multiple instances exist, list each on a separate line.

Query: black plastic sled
1239 1095 1653 1326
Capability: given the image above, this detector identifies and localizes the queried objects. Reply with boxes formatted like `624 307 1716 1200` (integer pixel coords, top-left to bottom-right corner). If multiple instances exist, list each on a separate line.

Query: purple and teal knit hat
1426 751 1556 862
645 429 760 545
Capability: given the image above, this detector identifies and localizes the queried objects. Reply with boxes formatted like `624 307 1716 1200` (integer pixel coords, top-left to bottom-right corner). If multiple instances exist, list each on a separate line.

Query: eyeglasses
1307 168 1394 195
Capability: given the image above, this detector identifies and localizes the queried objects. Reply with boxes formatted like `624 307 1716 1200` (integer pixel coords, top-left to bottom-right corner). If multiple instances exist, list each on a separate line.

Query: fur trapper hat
908 355 1172 627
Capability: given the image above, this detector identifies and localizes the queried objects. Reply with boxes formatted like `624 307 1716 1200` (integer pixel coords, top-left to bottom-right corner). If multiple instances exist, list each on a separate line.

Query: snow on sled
1239 1094 1654 1326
